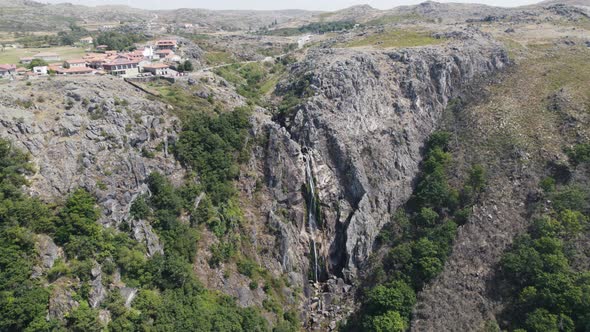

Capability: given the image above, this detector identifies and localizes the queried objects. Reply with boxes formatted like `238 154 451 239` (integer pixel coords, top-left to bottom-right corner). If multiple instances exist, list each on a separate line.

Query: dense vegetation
214 60 291 105
175 107 251 205
261 21 357 36
145 71 301 329
0 133 272 331
57 24 90 46
347 131 487 331
497 153 590 331
95 31 145 51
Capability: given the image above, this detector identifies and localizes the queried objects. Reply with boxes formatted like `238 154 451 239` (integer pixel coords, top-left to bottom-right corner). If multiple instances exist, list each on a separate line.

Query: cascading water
305 155 320 283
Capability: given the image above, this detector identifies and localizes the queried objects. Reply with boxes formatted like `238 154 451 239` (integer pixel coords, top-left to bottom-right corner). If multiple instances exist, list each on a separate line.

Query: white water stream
305 155 320 283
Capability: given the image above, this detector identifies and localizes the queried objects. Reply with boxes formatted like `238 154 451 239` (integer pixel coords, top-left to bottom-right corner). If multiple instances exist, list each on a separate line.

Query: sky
42 0 544 11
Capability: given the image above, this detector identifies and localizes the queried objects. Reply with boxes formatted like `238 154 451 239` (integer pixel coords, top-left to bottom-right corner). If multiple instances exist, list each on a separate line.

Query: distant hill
539 0 590 5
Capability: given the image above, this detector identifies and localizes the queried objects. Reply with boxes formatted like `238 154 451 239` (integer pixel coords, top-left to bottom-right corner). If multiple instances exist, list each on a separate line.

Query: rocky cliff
257 30 509 292
0 76 181 255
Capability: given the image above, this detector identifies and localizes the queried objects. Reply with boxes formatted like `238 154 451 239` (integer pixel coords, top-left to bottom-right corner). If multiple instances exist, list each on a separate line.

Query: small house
80 37 94 44
56 67 94 75
64 59 87 68
33 66 48 75
142 63 170 76
19 57 34 65
154 49 174 59
33 52 60 62
163 53 182 63
103 58 140 77
155 40 177 50
0 64 16 77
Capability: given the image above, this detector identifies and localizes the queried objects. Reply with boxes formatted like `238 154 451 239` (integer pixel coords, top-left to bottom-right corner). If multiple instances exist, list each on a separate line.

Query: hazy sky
43 0 543 11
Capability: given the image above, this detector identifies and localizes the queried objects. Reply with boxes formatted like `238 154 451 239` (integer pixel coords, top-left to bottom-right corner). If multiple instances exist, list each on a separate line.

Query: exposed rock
98 309 111 325
264 29 509 283
89 263 107 308
120 287 138 308
130 218 164 257
48 279 79 321
0 77 183 256
32 234 62 277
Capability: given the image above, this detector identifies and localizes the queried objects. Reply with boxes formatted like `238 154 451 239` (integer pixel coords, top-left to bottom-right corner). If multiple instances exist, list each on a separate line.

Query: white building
33 66 48 75
34 52 60 62
143 63 170 76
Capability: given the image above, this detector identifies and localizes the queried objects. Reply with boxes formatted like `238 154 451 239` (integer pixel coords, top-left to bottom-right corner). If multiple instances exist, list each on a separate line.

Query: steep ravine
252 29 510 328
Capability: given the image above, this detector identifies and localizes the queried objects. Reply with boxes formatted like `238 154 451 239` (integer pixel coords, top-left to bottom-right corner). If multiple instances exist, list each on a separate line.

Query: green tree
364 311 407 332
525 308 560 332
183 60 194 72
27 59 48 69
467 164 486 192
365 280 416 317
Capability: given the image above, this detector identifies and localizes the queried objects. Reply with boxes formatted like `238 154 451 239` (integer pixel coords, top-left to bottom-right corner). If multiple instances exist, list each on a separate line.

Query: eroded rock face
263 30 509 282
48 278 79 321
32 234 63 278
0 77 183 255
89 263 107 309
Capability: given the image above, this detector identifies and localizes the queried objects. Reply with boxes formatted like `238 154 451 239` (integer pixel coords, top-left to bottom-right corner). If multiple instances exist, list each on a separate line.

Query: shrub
365 280 416 317
566 143 590 165
364 311 407 332
540 177 556 192
237 259 258 278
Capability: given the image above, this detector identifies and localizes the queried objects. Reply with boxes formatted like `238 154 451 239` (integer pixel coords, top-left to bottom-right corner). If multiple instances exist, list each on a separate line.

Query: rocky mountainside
1 1 590 331
0 77 180 255
264 29 507 281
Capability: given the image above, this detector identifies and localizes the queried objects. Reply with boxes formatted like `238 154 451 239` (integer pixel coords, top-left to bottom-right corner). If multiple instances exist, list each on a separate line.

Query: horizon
41 0 545 11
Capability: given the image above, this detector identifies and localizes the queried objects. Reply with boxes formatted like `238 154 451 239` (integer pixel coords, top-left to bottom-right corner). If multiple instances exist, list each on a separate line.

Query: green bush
499 182 590 331
365 280 416 317
363 311 407 332
237 259 258 278
566 143 590 165
540 177 556 192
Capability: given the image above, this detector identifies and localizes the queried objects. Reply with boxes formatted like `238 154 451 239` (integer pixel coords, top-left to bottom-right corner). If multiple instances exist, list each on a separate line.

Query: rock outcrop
32 234 63 278
0 77 183 254
259 29 509 287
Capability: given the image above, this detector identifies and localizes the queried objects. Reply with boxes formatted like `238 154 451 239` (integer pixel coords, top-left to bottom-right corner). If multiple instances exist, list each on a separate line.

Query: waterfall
305 155 320 283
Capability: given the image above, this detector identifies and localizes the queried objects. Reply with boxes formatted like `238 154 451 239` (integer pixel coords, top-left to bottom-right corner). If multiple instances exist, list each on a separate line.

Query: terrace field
0 46 86 64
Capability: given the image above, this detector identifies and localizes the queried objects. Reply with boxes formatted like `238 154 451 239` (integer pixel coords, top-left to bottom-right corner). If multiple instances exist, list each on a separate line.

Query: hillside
0 0 589 331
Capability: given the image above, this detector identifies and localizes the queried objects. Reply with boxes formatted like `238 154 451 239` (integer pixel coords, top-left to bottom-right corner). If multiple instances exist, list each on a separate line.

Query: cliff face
0 77 181 255
0 30 509 329
259 30 509 287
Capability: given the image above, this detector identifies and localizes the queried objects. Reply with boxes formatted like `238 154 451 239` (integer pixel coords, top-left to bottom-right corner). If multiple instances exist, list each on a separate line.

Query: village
0 37 190 80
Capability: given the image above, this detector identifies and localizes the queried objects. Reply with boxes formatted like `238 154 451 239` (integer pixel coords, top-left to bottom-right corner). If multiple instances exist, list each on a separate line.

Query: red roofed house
56 67 94 75
0 64 16 77
142 63 170 76
155 49 173 59
126 51 145 62
48 64 62 72
103 57 140 77
156 40 177 50
84 53 108 69
64 59 87 68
